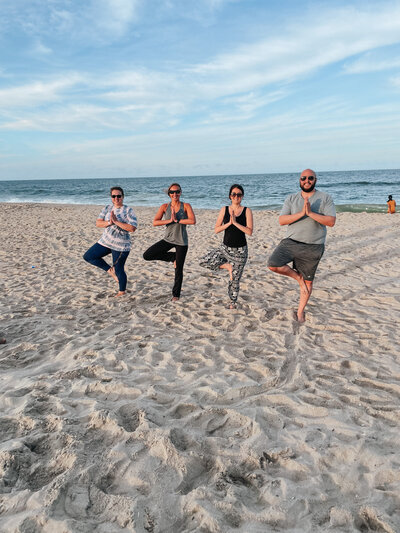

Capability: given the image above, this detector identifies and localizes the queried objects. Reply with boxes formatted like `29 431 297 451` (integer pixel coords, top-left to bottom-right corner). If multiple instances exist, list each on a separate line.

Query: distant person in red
387 195 396 214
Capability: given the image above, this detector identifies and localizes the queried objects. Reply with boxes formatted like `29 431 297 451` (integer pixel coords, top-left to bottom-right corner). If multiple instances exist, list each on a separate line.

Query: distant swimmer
268 169 336 323
143 183 196 301
83 186 137 296
387 195 396 214
200 184 253 309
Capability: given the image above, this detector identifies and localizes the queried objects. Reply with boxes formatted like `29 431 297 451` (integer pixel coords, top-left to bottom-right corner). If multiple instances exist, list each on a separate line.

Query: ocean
1 169 398 212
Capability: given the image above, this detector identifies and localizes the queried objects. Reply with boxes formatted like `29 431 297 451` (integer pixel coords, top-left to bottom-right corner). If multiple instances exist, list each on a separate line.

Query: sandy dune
0 203 399 532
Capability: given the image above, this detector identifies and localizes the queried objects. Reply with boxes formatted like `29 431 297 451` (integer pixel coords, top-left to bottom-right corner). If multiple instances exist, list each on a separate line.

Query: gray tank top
164 203 188 246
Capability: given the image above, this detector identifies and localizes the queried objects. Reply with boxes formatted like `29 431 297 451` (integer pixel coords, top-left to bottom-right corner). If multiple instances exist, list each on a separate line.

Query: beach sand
1 203 399 532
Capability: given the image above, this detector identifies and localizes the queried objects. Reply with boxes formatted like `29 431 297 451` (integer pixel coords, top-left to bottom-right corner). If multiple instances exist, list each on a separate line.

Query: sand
0 203 399 533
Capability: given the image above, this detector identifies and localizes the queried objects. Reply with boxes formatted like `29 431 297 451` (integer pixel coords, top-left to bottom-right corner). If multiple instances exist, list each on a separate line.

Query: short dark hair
229 184 244 197
110 186 124 196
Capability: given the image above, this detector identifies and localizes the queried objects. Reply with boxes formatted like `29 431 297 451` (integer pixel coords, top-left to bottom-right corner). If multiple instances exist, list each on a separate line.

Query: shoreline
0 201 393 213
1 203 399 532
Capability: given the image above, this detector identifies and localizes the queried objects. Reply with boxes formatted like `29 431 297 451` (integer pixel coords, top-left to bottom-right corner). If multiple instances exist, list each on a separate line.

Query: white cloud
0 75 84 109
222 90 289 113
344 52 400 73
159 0 237 24
31 41 52 56
89 0 140 38
390 75 400 88
100 70 182 101
48 7 75 33
2 2 400 143
16 98 400 176
188 4 400 94
0 0 141 44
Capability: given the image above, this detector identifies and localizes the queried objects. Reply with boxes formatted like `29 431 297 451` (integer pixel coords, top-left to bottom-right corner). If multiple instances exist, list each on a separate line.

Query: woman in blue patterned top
83 186 137 296
143 183 196 301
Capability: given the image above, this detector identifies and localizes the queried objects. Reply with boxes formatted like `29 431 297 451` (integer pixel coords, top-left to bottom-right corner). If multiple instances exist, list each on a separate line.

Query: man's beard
300 181 316 192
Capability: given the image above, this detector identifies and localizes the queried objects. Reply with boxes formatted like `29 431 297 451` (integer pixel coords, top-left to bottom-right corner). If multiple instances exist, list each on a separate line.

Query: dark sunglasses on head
169 189 181 194
111 194 122 198
300 176 315 182
231 192 243 197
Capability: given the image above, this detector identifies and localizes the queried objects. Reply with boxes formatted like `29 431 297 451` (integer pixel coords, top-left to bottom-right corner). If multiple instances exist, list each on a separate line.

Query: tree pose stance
200 184 253 309
143 183 196 301
83 186 137 296
268 169 336 322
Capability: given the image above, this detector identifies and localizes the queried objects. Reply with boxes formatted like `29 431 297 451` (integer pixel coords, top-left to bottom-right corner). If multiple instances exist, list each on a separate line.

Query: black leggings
143 239 188 298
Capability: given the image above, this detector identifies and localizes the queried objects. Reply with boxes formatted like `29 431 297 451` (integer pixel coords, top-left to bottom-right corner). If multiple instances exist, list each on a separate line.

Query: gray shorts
268 238 325 281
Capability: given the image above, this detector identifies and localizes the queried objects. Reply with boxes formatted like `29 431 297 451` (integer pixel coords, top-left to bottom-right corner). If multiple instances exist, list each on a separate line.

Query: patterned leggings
200 244 248 304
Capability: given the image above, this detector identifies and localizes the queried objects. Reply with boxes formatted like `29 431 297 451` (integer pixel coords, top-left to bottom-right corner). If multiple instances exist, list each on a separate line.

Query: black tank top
223 206 247 248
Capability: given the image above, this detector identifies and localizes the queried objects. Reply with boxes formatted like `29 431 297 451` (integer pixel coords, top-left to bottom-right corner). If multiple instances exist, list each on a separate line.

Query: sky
1 0 400 180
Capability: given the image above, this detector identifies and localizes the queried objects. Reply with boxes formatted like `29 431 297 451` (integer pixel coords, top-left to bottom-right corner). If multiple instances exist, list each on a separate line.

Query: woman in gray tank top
143 183 196 300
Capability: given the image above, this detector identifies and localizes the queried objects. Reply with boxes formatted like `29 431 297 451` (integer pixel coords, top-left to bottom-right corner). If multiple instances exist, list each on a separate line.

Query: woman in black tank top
200 184 253 308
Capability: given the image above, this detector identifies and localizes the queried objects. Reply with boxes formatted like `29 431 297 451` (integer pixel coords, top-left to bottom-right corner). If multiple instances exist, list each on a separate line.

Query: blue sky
1 0 400 179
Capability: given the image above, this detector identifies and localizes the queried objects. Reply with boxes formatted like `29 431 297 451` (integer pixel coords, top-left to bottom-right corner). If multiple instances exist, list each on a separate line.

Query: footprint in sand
169 428 192 451
116 404 142 432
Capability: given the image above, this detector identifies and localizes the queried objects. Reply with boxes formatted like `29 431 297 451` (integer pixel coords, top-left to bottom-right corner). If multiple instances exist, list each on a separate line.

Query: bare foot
220 263 233 280
171 296 179 302
114 291 126 297
108 267 118 283
0 337 6 344
228 302 237 309
296 310 306 323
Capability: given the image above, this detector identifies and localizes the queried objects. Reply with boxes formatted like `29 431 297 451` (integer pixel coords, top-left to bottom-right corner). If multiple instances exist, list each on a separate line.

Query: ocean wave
2 198 102 206
323 180 396 188
2 199 389 213
335 204 387 213
2 170 399 211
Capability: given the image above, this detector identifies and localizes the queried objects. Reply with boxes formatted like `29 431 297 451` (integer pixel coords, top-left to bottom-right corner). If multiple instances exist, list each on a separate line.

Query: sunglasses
169 189 181 194
111 194 122 198
231 192 243 197
300 176 315 182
